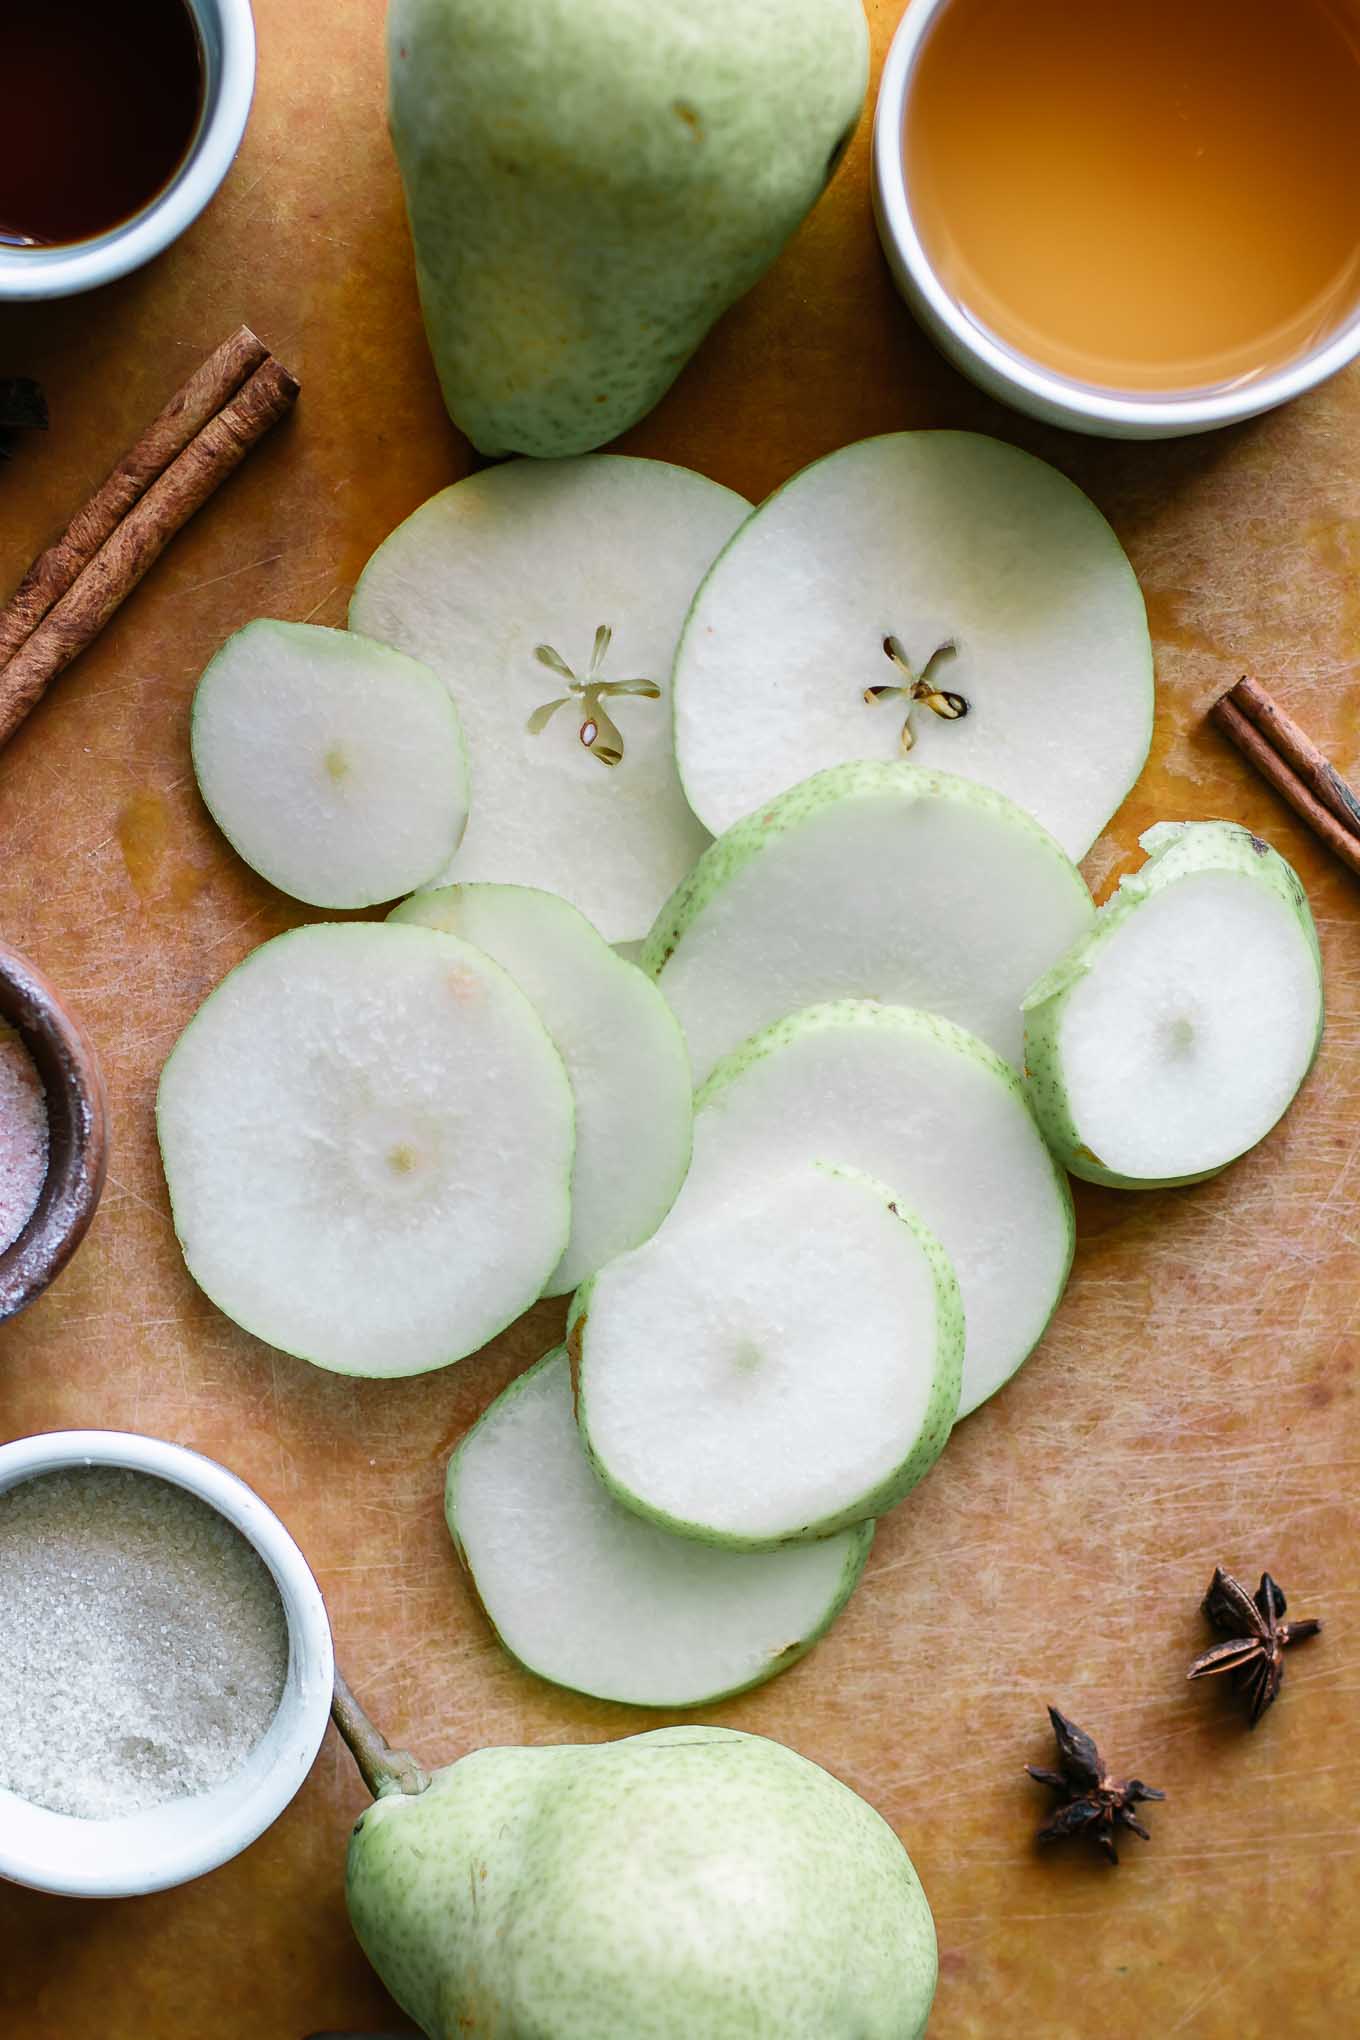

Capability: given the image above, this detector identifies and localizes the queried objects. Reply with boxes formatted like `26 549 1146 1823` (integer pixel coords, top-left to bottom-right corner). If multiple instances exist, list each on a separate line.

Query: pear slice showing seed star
157 922 574 1376
350 455 751 941
447 1348 872 1707
673 429 1152 857
574 1162 962 1546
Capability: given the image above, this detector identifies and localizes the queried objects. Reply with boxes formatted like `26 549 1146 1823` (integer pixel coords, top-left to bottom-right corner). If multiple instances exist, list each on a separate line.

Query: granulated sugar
0 1466 290 1821
0 1021 47 1252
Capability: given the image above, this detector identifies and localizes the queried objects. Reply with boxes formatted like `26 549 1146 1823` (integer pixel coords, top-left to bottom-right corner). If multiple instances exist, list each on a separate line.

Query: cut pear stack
448 994 1073 1699
159 427 1332 1722
679 1001 1074 1418
448 1348 873 1708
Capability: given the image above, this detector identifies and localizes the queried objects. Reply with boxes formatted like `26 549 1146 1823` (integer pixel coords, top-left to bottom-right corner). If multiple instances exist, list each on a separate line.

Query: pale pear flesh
1023 820 1324 1187
575 1161 963 1544
673 430 1153 856
447 1349 872 1707
350 457 749 942
390 883 692 1294
156 923 574 1375
190 619 469 911
678 999 1074 1416
643 759 1095 1083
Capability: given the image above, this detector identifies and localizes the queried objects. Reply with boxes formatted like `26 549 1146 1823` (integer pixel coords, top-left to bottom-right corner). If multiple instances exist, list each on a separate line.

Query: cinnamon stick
0 328 268 665
1221 675 1360 839
0 331 298 750
1210 691 1360 880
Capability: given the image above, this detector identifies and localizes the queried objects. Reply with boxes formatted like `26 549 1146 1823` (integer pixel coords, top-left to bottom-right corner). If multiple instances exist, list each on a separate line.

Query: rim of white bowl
0 1429 333 1898
0 0 257 303
872 0 1360 436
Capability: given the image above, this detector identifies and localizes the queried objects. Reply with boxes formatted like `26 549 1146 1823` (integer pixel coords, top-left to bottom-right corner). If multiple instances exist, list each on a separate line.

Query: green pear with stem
386 0 870 457
334 1671 938 2038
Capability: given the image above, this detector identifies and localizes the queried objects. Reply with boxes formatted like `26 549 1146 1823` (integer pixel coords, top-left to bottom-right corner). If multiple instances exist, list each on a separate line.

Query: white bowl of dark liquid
0 1430 333 1897
0 0 255 302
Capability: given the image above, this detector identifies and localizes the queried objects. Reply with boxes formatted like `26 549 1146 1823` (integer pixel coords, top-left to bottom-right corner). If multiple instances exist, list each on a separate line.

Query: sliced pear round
1023 821 1324 1188
189 619 469 909
156 922 574 1376
448 1348 872 1707
389 883 691 1294
350 456 752 941
574 1162 962 1547
642 759 1093 1082
673 431 1152 856
669 1000 1073 1418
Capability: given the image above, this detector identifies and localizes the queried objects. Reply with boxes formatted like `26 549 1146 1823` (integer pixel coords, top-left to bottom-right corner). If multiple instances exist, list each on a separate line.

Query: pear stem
331 1667 430 1801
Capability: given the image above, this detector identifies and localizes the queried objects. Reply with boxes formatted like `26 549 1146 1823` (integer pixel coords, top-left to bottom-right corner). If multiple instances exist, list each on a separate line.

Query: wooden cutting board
1 2 1356 2032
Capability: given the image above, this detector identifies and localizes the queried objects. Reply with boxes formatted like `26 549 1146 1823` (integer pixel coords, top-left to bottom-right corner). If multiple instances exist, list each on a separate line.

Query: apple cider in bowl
903 0 1360 397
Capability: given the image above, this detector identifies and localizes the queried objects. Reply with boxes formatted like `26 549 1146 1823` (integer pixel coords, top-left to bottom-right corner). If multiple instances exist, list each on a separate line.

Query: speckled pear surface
385 0 870 456
346 1725 937 2038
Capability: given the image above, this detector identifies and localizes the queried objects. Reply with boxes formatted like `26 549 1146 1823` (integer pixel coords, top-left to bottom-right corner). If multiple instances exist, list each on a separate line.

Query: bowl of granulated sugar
0 1430 334 1896
0 938 108 1322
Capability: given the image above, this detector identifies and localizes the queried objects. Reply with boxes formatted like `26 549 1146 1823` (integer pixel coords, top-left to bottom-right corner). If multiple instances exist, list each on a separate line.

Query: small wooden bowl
0 939 108 1323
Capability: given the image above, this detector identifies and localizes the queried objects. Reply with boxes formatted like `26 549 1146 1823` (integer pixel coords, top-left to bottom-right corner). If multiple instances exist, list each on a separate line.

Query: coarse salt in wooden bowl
0 938 108 1323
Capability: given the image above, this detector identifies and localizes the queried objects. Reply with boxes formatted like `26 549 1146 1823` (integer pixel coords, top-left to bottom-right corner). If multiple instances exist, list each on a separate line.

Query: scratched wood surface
1 2 1357 2032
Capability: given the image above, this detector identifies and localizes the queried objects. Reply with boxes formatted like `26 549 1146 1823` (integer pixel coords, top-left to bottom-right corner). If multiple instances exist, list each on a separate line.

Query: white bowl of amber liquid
873 0 1360 438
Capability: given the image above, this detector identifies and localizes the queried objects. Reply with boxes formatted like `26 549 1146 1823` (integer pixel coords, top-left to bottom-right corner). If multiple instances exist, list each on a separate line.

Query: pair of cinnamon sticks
1211 677 1360 880
0 327 298 751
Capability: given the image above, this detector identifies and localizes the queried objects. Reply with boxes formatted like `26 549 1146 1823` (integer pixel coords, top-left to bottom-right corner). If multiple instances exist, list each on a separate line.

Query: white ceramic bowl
872 0 1360 439
0 0 256 304
0 1429 333 1898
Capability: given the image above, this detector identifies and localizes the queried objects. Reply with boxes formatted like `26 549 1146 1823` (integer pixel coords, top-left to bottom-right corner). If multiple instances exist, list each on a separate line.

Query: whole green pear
386 0 870 457
347 1724 937 2038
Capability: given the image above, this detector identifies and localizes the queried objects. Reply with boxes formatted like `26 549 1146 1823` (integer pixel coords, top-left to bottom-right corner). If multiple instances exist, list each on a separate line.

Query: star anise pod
1026 1706 1164 1864
1187 1567 1321 1727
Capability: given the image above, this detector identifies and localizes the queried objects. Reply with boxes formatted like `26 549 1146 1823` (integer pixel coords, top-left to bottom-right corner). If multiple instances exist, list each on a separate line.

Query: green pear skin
347 1725 937 2038
386 0 870 457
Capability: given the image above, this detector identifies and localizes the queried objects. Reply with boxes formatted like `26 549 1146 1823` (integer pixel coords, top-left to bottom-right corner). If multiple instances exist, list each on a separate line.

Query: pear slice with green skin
190 619 469 910
447 1347 871 1706
350 456 751 942
653 1000 1073 1419
156 922 574 1377
390 884 691 1295
336 1678 938 2040
1023 821 1324 1189
672 429 1153 857
574 1162 962 1547
642 758 1094 1083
